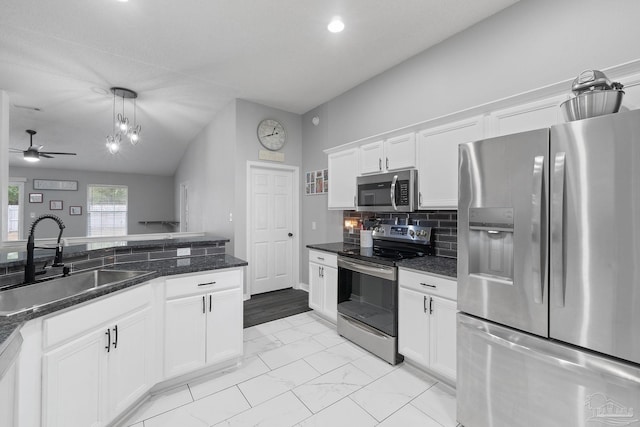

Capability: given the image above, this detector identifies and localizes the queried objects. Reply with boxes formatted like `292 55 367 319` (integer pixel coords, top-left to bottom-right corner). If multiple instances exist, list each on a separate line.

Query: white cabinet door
0 356 17 427
308 262 323 312
417 116 484 209
43 328 107 427
384 133 416 171
322 265 338 323
206 288 243 365
488 96 564 137
328 148 358 209
429 296 457 382
164 294 207 378
360 140 384 175
107 307 154 420
398 286 430 367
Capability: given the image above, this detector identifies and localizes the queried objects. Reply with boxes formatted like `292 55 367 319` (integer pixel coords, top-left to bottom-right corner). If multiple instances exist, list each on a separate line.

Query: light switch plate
177 247 191 257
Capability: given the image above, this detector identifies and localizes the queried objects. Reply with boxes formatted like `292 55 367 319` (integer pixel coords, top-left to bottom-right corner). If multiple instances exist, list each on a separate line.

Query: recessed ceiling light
327 17 344 33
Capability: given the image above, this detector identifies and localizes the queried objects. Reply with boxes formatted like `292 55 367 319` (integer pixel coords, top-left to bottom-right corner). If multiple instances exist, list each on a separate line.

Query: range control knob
374 226 384 233
409 230 415 238
417 230 427 237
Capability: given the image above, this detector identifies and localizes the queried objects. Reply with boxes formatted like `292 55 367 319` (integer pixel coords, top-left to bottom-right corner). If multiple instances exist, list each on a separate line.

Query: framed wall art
29 193 43 203
305 169 328 195
49 200 63 210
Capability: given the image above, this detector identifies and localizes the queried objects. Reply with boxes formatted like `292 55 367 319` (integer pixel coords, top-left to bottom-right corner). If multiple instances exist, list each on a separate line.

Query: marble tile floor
121 312 457 427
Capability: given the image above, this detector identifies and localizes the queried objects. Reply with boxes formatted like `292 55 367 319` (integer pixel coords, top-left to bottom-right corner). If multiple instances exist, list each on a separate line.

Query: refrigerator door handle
552 152 566 307
531 155 545 304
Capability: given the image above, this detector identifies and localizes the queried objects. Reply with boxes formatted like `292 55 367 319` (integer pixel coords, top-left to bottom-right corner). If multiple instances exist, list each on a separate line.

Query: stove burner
373 246 425 260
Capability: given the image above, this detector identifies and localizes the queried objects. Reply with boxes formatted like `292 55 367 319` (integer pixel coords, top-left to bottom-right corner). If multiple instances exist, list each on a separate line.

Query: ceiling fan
10 129 77 162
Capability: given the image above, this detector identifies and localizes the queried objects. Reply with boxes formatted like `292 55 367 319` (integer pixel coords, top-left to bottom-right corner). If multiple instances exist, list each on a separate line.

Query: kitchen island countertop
0 237 247 380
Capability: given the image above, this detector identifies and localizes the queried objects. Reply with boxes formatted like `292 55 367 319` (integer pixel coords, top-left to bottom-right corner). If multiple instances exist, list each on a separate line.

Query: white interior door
249 164 296 295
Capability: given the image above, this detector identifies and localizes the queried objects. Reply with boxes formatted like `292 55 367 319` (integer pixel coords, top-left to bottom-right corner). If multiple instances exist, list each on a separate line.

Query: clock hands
261 127 279 138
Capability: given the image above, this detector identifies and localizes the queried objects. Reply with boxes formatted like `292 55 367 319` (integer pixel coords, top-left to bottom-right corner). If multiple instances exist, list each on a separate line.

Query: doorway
246 162 299 296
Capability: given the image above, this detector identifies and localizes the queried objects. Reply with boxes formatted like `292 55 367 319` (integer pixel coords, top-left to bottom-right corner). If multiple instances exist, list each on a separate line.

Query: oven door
337 257 398 337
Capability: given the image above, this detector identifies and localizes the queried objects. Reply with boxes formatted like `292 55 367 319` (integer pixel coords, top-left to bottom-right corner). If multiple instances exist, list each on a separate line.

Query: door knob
288 233 293 237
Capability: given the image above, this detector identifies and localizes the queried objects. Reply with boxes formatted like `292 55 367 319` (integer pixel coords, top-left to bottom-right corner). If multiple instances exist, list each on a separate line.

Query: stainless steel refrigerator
457 109 640 427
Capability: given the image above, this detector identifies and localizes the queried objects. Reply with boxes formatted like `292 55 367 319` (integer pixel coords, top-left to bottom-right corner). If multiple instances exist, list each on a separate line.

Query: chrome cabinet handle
105 329 111 352
420 282 436 289
112 325 118 349
531 155 545 304
551 152 566 307
423 295 427 313
379 158 382 171
390 174 398 211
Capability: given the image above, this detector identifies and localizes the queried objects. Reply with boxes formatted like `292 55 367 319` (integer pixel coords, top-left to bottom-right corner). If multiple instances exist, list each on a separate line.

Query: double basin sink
0 269 154 317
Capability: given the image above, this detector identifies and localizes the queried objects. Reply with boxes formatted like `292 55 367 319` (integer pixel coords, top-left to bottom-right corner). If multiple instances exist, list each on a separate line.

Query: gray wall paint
174 99 303 290
174 100 237 252
10 166 174 238
300 0 640 283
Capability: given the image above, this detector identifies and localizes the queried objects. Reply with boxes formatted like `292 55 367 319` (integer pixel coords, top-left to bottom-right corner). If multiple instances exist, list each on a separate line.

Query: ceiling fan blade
39 151 77 156
40 153 54 158
9 148 23 153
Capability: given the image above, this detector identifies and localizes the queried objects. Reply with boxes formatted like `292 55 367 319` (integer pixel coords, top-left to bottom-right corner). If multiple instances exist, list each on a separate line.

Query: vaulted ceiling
1 0 517 175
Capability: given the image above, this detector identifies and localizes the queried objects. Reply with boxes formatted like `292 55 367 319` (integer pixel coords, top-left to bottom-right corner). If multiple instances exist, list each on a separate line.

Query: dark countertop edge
0 253 247 377
396 263 457 280
0 235 231 269
306 242 457 279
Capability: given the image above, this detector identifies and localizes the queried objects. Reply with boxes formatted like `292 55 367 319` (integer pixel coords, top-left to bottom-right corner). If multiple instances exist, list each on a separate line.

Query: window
7 180 25 241
87 185 128 237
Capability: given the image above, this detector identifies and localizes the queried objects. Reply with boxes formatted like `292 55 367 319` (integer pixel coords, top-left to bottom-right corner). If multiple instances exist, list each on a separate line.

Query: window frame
86 184 129 237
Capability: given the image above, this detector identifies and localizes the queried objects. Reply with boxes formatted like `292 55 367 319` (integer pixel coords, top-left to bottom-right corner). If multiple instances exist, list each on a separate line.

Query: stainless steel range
337 223 433 365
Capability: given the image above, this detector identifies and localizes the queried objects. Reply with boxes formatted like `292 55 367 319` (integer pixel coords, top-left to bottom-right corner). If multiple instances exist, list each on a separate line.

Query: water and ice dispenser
467 207 514 284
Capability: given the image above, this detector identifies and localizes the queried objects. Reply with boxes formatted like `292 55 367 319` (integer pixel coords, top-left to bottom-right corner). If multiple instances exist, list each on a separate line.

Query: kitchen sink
0 269 153 317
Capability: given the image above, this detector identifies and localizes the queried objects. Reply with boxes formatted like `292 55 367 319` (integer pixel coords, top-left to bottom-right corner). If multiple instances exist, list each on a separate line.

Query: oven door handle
338 258 396 281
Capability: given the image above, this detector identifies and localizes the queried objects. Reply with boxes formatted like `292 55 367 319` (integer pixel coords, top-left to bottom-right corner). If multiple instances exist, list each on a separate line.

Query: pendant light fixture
105 87 142 154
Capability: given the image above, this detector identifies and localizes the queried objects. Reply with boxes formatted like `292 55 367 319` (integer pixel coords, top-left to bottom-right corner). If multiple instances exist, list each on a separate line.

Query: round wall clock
257 119 286 151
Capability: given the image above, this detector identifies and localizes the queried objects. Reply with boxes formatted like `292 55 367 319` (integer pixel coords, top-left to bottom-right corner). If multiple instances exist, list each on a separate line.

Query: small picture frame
69 206 82 216
49 200 63 210
29 193 43 203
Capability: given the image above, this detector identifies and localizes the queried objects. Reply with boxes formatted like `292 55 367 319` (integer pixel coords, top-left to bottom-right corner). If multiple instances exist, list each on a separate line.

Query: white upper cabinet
417 116 484 209
359 133 416 175
488 95 564 137
328 148 359 210
359 140 385 174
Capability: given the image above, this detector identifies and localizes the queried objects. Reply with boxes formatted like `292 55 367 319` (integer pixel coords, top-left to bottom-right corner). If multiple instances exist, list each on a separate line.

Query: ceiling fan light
328 17 345 33
24 151 40 162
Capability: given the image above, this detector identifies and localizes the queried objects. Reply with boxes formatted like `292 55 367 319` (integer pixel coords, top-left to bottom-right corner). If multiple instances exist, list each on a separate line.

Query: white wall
10 166 175 238
173 99 303 267
300 0 640 281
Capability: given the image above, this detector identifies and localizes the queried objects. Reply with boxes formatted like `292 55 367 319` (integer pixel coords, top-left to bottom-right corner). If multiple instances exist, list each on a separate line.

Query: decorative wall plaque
34 179 78 191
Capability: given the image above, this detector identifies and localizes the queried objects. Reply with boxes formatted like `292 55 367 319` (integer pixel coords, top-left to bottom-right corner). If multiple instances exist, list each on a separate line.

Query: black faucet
24 214 67 284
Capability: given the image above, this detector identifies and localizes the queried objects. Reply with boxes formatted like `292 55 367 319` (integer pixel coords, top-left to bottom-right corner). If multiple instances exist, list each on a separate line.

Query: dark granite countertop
0 251 246 378
307 242 457 278
0 235 230 268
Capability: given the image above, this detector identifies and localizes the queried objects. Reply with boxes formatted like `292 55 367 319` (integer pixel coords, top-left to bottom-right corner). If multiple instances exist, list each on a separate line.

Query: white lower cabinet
0 347 19 427
164 269 243 378
398 268 457 383
42 285 154 427
308 250 338 323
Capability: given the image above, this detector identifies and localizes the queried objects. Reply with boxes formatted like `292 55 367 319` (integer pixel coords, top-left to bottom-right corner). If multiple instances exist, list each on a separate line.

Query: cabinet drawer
308 250 337 268
165 268 242 299
399 268 457 301
43 284 152 349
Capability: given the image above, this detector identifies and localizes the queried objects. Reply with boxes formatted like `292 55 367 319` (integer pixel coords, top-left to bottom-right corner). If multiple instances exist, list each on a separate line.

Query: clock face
257 119 286 151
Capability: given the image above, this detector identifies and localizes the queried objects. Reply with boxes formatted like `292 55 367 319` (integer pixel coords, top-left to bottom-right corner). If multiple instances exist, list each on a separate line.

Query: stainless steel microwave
356 169 418 212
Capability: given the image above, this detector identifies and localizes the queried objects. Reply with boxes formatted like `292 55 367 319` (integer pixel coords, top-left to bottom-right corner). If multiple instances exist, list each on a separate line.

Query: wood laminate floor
244 287 311 328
